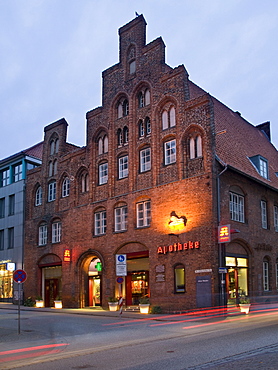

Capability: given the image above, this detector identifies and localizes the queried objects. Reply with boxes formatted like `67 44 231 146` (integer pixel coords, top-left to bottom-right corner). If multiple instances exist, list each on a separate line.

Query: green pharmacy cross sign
95 262 102 272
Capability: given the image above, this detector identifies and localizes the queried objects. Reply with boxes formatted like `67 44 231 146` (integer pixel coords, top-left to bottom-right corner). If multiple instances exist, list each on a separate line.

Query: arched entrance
225 242 249 304
78 250 104 308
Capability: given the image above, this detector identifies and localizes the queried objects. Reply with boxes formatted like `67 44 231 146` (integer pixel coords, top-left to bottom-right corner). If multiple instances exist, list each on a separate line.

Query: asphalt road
1 305 278 369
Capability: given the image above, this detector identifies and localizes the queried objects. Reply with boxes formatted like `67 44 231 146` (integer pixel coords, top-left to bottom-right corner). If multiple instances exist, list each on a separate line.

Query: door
89 276 101 306
45 279 59 307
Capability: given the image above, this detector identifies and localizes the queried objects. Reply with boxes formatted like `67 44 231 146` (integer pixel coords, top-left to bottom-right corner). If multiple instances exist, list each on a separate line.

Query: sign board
117 277 124 284
13 269 27 283
218 224 231 243
116 254 127 276
218 267 227 274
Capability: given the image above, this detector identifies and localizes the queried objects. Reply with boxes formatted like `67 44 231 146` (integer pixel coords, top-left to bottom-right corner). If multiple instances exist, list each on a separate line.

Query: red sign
63 249 71 262
157 241 200 255
13 269 27 283
218 225 231 243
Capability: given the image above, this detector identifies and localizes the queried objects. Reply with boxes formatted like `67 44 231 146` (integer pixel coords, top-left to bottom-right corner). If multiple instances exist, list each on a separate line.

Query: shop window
48 181 56 202
62 177 70 197
164 139 176 165
8 227 14 249
261 200 268 229
114 205 128 232
35 186 42 206
39 223 47 246
52 220 61 243
94 210 107 236
136 200 151 228
8 194 15 216
274 205 278 232
229 191 245 223
0 198 5 218
99 163 108 185
140 147 151 173
174 264 185 293
263 258 270 291
118 155 128 179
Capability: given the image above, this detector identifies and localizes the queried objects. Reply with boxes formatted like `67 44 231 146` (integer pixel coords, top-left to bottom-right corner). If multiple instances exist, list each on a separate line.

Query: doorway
45 278 59 307
226 256 248 305
88 258 102 307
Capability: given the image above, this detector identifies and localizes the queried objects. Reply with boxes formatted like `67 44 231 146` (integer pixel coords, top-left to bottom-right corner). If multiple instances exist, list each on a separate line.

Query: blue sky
1 0 278 159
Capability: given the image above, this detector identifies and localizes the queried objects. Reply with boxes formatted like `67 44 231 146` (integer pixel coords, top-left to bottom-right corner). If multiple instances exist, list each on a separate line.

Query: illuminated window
35 186 42 206
164 139 176 165
39 223 47 246
229 192 244 222
48 181 56 202
99 163 108 185
62 177 70 197
261 200 267 229
274 206 278 232
174 264 185 293
140 148 151 172
115 205 127 232
119 156 128 179
263 259 269 291
52 221 61 243
136 200 151 228
95 210 106 235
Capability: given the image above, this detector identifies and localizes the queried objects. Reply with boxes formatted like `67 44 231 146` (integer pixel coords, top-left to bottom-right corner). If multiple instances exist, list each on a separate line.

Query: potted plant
35 295 44 308
139 296 150 314
239 295 251 314
54 295 62 309
108 297 119 311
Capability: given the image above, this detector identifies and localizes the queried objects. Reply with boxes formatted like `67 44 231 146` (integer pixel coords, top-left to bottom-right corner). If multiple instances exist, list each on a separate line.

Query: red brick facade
24 15 278 310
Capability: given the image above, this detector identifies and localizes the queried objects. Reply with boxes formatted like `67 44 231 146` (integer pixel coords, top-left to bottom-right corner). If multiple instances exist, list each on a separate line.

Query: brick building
24 15 278 310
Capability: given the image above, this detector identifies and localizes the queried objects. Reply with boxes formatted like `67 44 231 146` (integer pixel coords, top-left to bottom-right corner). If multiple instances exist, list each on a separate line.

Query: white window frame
274 206 278 232
169 107 176 127
14 164 22 182
140 148 151 172
39 224 47 246
145 117 151 135
35 187 42 206
99 163 108 185
139 120 144 137
259 158 268 179
1 169 10 187
95 210 107 235
119 156 128 179
164 139 176 165
261 200 267 229
263 260 269 291
62 177 70 197
48 181 56 202
229 192 245 222
115 205 127 232
136 200 151 228
52 221 61 243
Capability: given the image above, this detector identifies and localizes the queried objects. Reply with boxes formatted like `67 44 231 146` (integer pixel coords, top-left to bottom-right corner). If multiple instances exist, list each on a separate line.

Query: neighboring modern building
0 143 42 302
24 15 278 310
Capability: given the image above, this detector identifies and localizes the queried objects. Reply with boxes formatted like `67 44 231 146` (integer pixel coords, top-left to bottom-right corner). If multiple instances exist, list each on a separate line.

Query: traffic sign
117 277 124 284
13 269 27 283
116 254 127 276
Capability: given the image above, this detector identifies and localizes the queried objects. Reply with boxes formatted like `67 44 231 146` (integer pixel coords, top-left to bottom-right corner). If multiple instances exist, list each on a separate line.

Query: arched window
162 110 168 130
103 135 108 153
117 102 123 118
189 135 202 159
62 177 70 197
49 161 53 177
174 264 185 293
123 99 129 116
145 117 151 135
139 120 144 137
98 137 103 155
138 92 144 108
81 172 89 193
145 89 150 105
50 141 55 155
53 159 57 175
123 127 129 144
55 138 59 153
169 106 176 127
117 129 123 146
35 186 42 206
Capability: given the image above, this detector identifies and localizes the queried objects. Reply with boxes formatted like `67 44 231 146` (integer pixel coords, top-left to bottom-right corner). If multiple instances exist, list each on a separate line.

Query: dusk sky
1 0 278 159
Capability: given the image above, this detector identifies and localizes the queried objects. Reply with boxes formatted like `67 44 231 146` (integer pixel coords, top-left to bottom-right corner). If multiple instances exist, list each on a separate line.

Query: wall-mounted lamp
168 211 187 232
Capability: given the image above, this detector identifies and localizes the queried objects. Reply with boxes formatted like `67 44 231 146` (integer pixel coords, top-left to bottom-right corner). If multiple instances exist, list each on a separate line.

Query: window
81 173 89 193
117 129 123 146
35 187 42 206
52 221 61 243
8 194 15 216
53 160 57 175
140 148 151 172
145 89 150 105
145 117 151 135
136 200 151 228
0 168 9 187
189 135 202 159
50 138 59 155
49 161 53 177
48 181 56 202
129 60 136 74
174 264 185 293
261 200 267 229
0 198 5 218
119 156 128 179
13 164 22 182
139 120 144 137
99 163 108 185
162 111 168 130
229 192 244 222
115 205 127 232
98 135 108 155
263 259 269 291
123 99 129 116
138 92 144 108
164 139 176 165
259 158 268 179
95 210 107 235
0 229 4 250
123 127 129 144
8 227 14 249
39 223 47 246
169 107 176 127
274 206 278 232
62 177 70 197
162 106 176 129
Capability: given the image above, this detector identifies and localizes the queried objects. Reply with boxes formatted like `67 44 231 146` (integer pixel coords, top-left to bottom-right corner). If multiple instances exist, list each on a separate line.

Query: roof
0 142 43 167
188 81 278 190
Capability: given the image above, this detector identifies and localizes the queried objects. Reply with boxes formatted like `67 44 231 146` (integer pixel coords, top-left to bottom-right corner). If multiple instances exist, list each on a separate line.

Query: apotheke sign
157 241 200 255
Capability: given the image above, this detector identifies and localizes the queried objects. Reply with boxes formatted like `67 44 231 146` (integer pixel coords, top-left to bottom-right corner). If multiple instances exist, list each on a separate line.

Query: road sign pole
18 282 21 334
